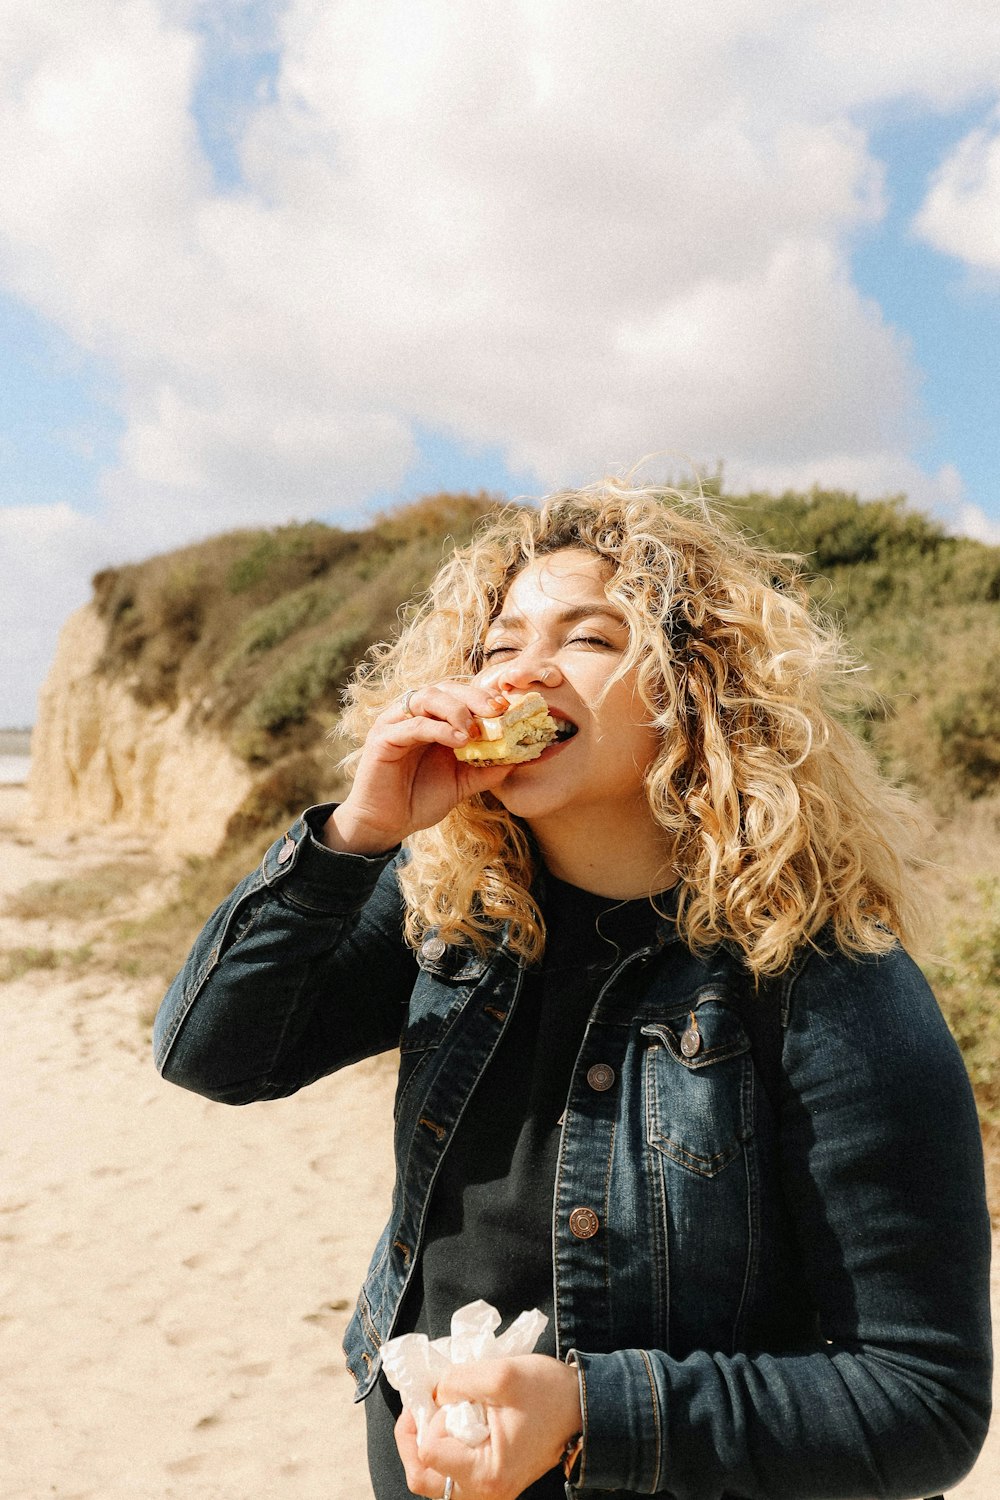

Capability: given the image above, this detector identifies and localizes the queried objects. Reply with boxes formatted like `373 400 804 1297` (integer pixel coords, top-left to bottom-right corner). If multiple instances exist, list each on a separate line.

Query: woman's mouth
521 713 576 762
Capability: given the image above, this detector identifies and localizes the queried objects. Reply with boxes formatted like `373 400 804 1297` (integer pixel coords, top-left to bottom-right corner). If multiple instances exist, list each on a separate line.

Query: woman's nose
494 652 562 694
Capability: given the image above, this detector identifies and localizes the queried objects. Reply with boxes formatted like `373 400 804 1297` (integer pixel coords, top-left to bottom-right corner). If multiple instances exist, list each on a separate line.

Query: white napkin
379 1298 548 1446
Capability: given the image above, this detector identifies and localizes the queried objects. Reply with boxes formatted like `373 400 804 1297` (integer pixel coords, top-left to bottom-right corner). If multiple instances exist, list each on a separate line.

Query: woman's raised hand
323 680 513 855
394 1353 583 1500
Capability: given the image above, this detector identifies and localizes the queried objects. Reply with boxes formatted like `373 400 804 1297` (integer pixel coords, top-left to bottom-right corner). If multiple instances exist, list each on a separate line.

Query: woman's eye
482 633 615 659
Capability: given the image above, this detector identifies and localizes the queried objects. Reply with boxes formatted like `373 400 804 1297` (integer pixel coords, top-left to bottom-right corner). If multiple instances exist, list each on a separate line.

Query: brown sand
0 785 994 1498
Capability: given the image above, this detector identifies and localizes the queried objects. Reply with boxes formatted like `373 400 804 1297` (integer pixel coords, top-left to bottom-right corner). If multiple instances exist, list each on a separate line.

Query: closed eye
482 633 616 659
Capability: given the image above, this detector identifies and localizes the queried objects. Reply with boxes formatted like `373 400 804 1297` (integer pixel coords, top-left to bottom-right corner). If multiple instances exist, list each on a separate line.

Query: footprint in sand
164 1453 208 1475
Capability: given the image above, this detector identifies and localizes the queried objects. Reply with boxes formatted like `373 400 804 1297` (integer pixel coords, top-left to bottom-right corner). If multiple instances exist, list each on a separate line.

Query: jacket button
680 1021 701 1057
568 1207 600 1239
420 936 446 961
277 839 296 864
586 1063 615 1091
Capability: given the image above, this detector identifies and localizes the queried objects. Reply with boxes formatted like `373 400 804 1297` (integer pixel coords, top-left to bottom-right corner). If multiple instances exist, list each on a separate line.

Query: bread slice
454 691 559 764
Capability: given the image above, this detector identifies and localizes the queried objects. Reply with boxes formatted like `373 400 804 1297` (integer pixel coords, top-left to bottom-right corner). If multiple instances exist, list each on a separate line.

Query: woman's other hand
394 1353 583 1500
324 681 514 855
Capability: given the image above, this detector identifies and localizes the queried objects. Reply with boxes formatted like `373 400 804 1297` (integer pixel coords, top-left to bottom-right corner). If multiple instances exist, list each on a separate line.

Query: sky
2 0 1000 727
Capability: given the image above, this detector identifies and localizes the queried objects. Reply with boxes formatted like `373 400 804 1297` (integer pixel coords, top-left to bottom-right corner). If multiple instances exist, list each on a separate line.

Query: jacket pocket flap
641 994 751 1069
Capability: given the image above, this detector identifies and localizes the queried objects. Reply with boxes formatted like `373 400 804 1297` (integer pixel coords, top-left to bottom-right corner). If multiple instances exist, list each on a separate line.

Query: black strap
723 967 784 1115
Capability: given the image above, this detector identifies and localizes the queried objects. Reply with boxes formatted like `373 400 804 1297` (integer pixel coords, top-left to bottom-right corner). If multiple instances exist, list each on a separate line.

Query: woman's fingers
387 682 509 736
394 1408 452 1499
394 1358 580 1500
330 677 515 853
377 712 474 754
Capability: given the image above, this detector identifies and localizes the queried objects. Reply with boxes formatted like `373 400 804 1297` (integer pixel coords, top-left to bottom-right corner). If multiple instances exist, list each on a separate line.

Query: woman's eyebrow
488 602 626 633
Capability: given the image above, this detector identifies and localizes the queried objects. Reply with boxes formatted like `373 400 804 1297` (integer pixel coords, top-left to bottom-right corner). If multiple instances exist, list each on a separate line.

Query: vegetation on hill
90 485 1000 817
73 487 1000 1157
90 493 499 830
712 488 1000 800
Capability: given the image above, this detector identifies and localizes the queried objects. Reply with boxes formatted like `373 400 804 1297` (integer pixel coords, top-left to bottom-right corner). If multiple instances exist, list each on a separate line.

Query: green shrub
225 522 359 594
934 660 1000 798
244 629 365 735
373 491 501 546
224 752 341 845
85 487 998 807
158 561 205 644
225 583 341 671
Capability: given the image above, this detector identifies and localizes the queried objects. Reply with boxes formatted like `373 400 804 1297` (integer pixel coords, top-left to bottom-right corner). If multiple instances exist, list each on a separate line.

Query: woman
154 481 991 1500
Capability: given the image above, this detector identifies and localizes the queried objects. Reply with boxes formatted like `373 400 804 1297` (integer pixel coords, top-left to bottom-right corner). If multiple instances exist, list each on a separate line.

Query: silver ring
400 688 418 717
442 1480 454 1500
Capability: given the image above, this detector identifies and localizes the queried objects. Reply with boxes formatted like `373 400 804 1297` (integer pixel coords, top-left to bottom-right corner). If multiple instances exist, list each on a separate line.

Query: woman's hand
324 680 513 855
394 1354 583 1500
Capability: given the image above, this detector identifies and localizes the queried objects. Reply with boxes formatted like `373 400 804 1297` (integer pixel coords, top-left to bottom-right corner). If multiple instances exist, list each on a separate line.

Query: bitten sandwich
454 691 561 764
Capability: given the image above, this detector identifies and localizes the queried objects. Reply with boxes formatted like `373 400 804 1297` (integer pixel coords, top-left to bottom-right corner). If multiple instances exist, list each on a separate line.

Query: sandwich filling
454 690 570 764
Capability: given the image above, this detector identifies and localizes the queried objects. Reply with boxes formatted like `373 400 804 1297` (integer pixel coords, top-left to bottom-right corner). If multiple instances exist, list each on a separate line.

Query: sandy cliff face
30 604 253 855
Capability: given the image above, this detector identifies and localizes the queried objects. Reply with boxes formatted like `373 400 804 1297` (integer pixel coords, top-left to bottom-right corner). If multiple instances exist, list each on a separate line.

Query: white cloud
914 108 1000 274
1 1 999 720
0 504 108 725
0 0 989 515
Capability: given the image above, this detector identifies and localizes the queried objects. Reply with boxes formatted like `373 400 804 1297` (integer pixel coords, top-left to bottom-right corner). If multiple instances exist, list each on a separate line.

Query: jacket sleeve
153 805 417 1104
569 943 992 1500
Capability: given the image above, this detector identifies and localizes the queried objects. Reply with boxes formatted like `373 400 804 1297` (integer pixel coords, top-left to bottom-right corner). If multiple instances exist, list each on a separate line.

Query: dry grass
3 859 157 923
110 835 265 991
0 944 93 982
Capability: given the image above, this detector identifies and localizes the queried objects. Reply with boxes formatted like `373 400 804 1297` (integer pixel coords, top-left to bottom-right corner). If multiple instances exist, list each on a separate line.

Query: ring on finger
400 688 418 718
442 1480 454 1500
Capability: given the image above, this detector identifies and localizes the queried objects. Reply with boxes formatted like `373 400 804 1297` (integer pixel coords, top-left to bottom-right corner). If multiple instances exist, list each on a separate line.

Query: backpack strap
720 962 785 1116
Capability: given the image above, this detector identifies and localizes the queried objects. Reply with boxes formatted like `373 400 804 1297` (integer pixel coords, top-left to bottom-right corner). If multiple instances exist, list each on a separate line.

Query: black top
366 876 667 1500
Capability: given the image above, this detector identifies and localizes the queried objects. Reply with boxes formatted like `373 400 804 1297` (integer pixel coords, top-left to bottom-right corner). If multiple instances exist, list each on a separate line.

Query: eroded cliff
30 604 254 856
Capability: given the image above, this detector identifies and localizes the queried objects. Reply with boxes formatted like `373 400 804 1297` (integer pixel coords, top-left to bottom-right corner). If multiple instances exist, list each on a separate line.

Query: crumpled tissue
379 1298 548 1446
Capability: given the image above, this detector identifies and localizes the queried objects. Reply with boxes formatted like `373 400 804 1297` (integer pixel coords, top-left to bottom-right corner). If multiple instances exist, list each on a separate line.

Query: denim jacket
153 807 992 1500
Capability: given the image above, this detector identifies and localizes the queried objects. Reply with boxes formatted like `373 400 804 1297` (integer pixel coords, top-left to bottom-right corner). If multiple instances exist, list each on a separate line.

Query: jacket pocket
641 996 753 1178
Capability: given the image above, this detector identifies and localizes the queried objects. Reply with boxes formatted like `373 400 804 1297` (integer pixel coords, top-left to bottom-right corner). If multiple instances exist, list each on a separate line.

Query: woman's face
475 548 662 828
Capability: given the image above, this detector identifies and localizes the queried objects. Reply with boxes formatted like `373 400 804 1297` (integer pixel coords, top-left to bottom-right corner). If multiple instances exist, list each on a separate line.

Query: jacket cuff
567 1348 666 1494
259 803 401 914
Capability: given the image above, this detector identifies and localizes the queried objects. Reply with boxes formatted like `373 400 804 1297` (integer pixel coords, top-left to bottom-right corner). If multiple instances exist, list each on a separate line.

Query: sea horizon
0 729 32 785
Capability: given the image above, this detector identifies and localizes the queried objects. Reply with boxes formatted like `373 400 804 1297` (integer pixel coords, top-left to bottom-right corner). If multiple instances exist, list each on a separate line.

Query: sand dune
0 786 994 1499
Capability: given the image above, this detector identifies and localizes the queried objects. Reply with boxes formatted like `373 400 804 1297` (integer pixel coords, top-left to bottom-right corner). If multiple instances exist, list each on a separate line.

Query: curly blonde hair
340 479 927 976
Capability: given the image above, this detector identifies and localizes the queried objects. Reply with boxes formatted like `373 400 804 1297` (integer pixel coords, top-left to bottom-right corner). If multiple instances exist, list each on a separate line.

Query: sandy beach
0 786 393 1499
0 782 996 1500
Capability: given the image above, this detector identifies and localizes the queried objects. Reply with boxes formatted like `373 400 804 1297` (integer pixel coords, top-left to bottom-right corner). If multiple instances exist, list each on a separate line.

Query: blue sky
1 2 999 725
850 104 1000 522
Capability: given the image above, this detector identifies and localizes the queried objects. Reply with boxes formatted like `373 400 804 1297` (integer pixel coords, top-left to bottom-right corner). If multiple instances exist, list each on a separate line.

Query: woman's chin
491 775 569 823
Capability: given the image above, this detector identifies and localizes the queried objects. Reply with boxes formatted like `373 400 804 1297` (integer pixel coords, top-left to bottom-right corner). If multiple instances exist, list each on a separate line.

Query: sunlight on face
477 549 661 828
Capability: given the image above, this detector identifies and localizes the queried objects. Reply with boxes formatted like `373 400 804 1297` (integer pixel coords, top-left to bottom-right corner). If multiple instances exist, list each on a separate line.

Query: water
0 755 30 786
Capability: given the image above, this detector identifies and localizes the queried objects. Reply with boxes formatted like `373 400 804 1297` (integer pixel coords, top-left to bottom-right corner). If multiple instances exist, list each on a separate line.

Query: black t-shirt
366 876 667 1500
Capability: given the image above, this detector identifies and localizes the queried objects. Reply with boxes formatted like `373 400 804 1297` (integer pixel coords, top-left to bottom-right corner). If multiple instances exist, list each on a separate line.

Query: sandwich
454 691 562 764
